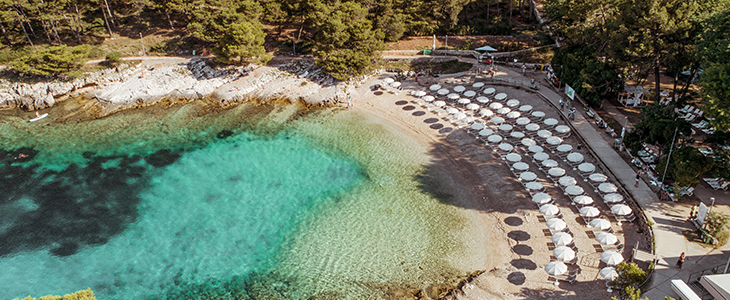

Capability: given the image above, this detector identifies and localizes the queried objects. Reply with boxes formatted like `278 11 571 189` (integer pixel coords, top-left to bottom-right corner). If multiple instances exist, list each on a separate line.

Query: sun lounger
708 181 729 190
693 120 710 129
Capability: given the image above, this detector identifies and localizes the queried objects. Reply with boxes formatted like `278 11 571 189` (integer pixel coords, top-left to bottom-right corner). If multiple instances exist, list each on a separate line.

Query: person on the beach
676 252 685 269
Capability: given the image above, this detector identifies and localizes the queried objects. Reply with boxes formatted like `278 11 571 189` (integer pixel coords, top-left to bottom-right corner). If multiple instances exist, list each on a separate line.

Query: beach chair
708 181 730 190
676 104 691 114
692 120 710 129
702 127 716 135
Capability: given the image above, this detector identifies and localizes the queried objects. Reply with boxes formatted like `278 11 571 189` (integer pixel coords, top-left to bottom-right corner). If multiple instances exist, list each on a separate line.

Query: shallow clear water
0 101 477 299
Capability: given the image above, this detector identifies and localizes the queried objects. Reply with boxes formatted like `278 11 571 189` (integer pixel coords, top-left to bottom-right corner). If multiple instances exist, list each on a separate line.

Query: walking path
490 66 727 300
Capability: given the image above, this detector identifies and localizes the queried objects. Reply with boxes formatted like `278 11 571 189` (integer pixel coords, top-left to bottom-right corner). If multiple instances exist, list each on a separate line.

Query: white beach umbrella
578 163 596 173
529 145 544 153
433 100 446 107
510 131 525 139
476 96 490 103
498 124 513 132
516 117 531 125
384 78 395 84
458 98 471 104
519 105 533 112
506 99 520 107
548 167 566 177
531 111 546 119
437 89 450 95
521 138 537 147
611 204 632 216
495 93 508 101
546 136 563 145
540 204 560 216
466 103 480 110
599 183 618 194
520 171 537 181
453 112 467 121
498 143 514 152
497 107 511 115
513 162 529 171
545 261 568 276
559 176 577 187
542 159 559 168
429 84 442 91
491 116 505 124
479 109 494 117
600 267 619 281
471 123 485 130
590 218 612 231
579 206 600 218
487 134 503 143
473 82 485 88
573 195 594 205
544 118 559 126
526 181 544 191
463 116 475 124
478 129 494 137
413 91 427 97
537 130 553 139
422 95 435 102
446 107 459 114
565 185 585 196
464 90 477 98
590 173 608 183
555 125 571 134
390 81 401 88
601 251 624 265
596 232 618 245
506 153 522 162
547 218 567 231
489 102 504 110
532 192 552 204
603 193 624 204
448 93 460 100
567 153 584 163
551 232 573 246
483 87 496 95
506 111 521 119
533 152 550 161
525 123 540 132
454 85 466 92
557 144 573 153
554 246 576 262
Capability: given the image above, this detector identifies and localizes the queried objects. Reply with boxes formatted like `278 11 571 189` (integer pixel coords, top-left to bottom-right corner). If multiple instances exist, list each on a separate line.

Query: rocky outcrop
0 63 140 110
0 58 352 115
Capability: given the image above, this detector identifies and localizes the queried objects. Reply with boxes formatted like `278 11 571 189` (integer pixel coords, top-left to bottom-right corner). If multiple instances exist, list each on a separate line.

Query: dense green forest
0 0 540 79
1 0 730 131
545 0 730 133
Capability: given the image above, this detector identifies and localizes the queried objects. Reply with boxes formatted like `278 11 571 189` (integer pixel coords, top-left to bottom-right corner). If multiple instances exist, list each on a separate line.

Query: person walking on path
676 252 685 269
635 169 643 187
559 98 564 110
689 205 698 220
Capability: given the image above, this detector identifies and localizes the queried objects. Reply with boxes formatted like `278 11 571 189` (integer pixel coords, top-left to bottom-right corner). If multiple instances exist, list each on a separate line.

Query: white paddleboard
29 113 48 122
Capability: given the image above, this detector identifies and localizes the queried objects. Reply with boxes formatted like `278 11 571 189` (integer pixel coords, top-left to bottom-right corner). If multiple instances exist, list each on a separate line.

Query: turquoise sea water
0 101 477 299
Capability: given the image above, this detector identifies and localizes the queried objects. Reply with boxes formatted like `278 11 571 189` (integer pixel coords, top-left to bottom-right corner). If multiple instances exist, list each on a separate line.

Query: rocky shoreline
0 57 355 118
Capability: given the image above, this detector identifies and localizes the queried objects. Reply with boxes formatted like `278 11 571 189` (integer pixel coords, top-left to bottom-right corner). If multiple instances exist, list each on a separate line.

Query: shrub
706 210 730 246
10 45 90 77
610 262 647 293
105 52 122 62
13 288 95 300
